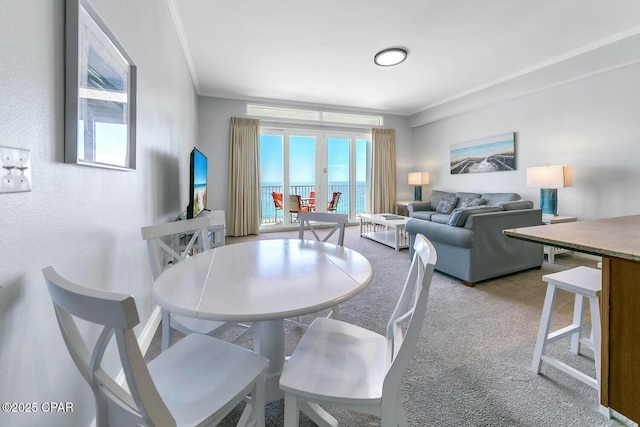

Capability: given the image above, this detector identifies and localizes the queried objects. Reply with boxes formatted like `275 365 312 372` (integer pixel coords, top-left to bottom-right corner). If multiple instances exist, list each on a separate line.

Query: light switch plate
1 146 32 193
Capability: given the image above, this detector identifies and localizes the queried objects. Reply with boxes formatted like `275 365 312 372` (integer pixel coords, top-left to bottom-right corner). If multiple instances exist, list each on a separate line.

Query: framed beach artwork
64 0 137 170
450 132 516 174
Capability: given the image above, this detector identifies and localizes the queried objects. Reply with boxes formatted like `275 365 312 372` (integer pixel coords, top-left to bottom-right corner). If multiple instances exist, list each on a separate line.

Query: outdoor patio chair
272 191 283 223
327 191 341 213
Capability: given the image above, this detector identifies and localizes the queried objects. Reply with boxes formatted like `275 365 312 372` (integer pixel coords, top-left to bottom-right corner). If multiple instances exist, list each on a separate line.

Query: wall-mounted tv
187 147 208 219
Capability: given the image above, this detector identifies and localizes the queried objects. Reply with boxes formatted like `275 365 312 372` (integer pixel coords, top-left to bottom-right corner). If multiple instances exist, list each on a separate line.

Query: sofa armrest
406 219 474 248
407 202 432 215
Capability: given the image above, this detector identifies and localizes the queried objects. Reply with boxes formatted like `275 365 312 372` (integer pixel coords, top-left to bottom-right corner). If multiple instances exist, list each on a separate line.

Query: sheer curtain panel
227 117 261 236
370 128 397 213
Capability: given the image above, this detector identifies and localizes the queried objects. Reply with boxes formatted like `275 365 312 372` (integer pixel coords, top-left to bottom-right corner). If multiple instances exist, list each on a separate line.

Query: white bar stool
532 266 602 390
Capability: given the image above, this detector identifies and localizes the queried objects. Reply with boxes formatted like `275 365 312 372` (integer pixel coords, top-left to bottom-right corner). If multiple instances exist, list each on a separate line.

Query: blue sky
260 134 367 184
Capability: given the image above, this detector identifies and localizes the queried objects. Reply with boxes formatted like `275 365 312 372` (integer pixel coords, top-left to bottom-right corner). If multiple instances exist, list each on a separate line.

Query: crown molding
409 26 640 127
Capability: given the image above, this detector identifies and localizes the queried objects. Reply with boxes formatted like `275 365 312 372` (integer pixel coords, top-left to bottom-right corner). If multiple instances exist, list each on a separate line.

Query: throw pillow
448 205 505 227
461 197 486 208
435 196 459 214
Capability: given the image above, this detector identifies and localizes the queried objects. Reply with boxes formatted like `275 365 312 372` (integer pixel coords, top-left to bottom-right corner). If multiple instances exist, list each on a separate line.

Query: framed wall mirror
65 0 137 170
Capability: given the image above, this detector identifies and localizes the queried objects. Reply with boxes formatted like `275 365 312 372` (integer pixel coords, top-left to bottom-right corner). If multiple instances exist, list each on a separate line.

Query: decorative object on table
450 132 516 174
64 0 137 170
526 165 573 216
43 266 268 427
279 234 437 427
408 171 429 201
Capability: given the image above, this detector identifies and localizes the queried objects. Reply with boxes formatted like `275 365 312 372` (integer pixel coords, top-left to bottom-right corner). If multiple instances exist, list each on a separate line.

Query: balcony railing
261 184 367 224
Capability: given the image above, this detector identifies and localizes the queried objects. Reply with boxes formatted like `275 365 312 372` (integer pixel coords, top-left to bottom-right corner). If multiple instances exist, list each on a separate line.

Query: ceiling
169 0 640 117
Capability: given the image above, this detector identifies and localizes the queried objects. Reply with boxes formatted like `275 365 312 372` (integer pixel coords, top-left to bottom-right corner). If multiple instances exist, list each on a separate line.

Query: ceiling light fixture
374 47 408 67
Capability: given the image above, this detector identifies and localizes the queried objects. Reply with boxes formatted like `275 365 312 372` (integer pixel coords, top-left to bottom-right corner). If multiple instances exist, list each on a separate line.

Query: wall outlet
1 146 32 193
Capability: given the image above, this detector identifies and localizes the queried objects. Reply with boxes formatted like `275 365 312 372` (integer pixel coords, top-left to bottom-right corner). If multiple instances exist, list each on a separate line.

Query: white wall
197 96 415 212
411 62 640 220
0 1 197 426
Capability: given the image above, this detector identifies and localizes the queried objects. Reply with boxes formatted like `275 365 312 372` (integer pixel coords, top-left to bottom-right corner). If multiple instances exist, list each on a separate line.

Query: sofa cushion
412 211 435 221
497 200 534 210
480 192 521 205
454 192 482 208
429 190 456 211
436 196 459 214
461 197 486 208
431 213 452 224
448 205 505 227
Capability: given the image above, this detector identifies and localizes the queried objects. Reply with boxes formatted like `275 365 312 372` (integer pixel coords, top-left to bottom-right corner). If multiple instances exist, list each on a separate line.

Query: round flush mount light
374 47 408 67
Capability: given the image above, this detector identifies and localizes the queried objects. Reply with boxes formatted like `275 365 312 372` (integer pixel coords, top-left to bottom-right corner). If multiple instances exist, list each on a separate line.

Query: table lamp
526 165 572 216
408 172 429 201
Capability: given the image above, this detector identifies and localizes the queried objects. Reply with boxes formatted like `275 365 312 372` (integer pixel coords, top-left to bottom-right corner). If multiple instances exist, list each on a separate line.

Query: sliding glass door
259 128 370 229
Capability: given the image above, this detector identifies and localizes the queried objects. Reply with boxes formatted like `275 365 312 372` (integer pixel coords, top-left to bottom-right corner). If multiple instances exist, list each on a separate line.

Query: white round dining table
152 238 373 402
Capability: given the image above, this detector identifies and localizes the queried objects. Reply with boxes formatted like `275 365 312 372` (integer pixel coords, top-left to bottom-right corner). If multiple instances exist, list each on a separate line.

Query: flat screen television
187 147 208 219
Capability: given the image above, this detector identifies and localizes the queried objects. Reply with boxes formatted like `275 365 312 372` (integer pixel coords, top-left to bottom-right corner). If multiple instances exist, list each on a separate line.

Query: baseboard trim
88 306 162 427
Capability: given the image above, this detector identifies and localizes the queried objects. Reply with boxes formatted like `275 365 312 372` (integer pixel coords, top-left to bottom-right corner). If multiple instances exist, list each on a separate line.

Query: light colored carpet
147 225 626 426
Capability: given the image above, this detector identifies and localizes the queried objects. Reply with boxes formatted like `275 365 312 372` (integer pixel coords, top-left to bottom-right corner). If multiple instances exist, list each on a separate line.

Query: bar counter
504 215 640 423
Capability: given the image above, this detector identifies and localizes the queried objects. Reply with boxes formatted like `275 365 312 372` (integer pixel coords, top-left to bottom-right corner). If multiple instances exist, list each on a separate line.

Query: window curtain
227 117 261 236
370 128 396 213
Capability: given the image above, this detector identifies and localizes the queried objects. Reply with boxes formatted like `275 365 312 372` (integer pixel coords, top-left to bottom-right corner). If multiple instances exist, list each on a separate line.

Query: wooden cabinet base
601 257 640 423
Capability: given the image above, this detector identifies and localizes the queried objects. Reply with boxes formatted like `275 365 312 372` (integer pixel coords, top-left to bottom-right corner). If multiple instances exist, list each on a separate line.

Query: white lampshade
408 172 429 186
526 165 573 189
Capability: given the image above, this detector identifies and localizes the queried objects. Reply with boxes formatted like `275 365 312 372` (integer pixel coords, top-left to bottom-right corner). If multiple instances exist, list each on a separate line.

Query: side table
395 200 416 217
542 214 577 263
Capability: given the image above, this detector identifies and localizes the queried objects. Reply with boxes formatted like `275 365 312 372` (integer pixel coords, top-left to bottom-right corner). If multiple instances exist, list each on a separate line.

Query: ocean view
260 181 367 222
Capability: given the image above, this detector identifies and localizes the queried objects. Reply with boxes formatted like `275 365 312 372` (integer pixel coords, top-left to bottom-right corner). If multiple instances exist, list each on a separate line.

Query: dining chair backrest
383 234 437 397
327 192 341 212
288 194 308 214
298 212 348 246
272 191 283 210
308 191 316 211
141 216 211 281
43 266 174 427
141 216 237 352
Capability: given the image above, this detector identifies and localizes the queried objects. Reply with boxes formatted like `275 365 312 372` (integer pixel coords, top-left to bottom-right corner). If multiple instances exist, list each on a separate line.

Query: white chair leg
252 376 266 427
570 294 585 355
299 401 338 427
329 305 339 320
161 309 171 351
283 392 300 427
396 394 409 427
532 284 557 374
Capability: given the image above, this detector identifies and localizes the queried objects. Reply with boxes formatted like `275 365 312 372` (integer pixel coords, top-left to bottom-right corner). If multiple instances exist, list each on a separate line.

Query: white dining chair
298 211 347 246
288 212 349 328
279 233 437 427
43 266 268 427
141 217 248 351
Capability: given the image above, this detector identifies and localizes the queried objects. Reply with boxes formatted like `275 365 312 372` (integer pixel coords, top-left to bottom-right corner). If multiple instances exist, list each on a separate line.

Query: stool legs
532 284 557 374
570 294 585 355
532 282 600 390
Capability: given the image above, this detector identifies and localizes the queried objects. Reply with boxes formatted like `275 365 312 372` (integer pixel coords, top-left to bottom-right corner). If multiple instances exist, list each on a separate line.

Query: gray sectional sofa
406 190 543 286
